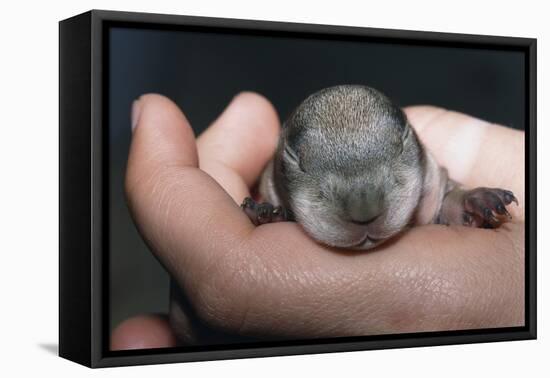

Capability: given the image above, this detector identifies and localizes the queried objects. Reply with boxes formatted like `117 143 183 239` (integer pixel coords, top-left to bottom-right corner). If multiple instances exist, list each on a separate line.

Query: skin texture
116 92 524 349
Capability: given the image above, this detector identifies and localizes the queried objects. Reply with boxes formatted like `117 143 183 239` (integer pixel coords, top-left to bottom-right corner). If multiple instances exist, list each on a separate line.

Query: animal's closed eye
393 174 405 186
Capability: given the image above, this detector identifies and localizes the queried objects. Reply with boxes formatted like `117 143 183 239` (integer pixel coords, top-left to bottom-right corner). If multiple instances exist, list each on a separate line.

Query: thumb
125 94 253 292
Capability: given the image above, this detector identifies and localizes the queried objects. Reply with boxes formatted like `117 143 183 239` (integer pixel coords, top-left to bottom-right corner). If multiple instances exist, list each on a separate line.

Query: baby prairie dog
241 85 517 250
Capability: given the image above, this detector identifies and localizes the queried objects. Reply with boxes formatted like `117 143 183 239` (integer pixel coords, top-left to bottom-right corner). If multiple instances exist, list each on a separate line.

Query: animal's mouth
347 233 382 249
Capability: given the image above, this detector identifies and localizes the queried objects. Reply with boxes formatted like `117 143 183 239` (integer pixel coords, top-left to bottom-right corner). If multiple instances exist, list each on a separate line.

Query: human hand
121 92 524 347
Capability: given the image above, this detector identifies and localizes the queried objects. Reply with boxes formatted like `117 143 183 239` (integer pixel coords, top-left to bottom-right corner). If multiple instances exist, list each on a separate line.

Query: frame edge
59 11 93 368
71 9 537 368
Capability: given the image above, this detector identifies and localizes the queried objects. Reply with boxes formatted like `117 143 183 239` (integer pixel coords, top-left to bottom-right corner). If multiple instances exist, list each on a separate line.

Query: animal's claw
462 187 518 228
240 197 287 226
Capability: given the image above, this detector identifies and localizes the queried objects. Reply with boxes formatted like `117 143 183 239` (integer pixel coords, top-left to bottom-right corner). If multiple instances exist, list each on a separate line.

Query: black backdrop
108 26 526 331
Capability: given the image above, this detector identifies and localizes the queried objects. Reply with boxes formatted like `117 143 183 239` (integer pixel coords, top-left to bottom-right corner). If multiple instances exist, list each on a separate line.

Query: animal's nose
345 188 383 225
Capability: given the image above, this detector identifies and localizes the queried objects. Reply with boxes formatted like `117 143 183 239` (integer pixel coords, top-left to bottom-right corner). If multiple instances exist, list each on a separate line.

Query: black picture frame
59 9 537 368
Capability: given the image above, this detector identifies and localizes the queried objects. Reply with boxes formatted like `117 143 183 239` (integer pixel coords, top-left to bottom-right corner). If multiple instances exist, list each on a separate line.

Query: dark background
108 26 526 332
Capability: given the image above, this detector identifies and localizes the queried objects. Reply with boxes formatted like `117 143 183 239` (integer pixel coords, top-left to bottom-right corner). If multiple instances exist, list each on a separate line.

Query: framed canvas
59 9 536 368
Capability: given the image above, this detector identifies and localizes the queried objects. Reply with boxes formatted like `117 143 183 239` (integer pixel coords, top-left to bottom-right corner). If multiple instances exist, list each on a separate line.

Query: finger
404 106 524 219
197 92 280 203
126 94 254 298
110 314 178 350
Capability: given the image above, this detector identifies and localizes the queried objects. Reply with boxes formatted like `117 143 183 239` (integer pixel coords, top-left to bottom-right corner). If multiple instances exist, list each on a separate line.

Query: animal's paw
461 188 518 228
240 197 287 226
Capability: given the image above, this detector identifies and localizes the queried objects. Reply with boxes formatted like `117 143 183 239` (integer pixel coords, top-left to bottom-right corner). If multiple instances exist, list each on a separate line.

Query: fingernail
131 99 142 133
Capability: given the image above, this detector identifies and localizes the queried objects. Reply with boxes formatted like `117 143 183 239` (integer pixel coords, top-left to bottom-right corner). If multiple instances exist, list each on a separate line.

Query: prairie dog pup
241 85 517 250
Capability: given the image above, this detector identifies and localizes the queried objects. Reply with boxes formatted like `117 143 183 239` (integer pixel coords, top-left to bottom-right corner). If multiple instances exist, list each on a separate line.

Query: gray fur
260 85 444 249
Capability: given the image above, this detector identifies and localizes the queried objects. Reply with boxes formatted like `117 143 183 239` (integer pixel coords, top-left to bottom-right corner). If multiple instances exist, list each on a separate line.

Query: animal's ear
401 123 415 145
283 143 305 172
284 144 299 163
